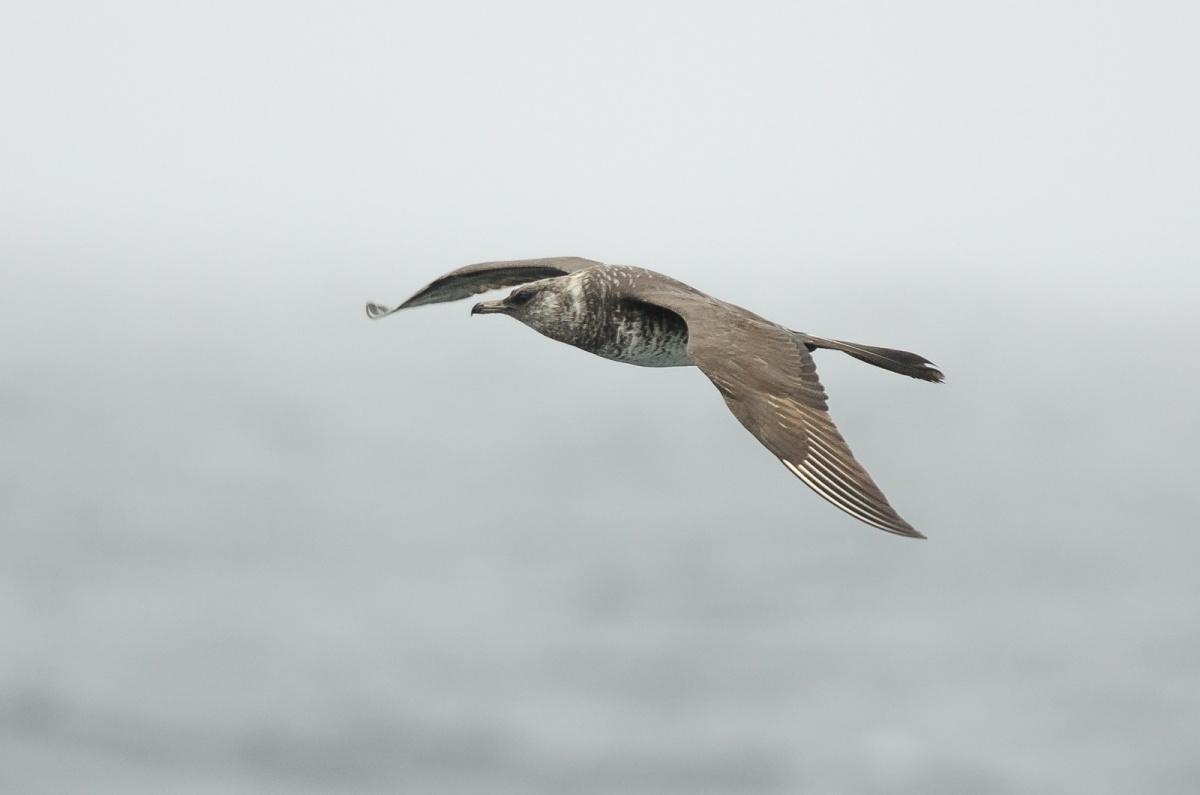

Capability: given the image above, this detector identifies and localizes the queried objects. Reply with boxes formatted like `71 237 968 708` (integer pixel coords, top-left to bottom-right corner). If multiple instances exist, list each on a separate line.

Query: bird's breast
585 300 692 367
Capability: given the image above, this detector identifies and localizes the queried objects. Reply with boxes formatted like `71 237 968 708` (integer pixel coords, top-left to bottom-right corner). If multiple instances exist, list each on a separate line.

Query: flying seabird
367 257 942 538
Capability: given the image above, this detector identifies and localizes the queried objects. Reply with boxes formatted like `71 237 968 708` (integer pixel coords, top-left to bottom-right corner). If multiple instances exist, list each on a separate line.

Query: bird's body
368 257 942 538
515 267 694 367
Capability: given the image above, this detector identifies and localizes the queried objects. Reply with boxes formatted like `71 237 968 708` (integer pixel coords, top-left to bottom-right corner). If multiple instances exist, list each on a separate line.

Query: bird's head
470 277 576 332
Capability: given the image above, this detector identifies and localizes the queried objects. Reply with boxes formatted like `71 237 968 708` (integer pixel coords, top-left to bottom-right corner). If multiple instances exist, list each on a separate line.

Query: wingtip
890 513 927 539
916 364 945 384
882 522 927 539
365 302 393 320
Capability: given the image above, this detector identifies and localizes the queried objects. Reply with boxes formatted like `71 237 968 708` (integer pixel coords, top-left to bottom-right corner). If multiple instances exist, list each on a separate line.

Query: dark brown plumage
368 257 942 538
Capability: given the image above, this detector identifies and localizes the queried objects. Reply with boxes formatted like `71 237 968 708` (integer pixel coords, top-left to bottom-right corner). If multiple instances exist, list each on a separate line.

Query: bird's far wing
366 257 603 318
629 286 924 538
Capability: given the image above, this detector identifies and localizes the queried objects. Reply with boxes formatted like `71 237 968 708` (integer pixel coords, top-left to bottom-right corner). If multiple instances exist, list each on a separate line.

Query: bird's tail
800 334 944 383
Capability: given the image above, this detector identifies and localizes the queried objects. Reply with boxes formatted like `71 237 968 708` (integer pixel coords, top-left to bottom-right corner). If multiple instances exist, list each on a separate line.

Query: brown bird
368 257 942 538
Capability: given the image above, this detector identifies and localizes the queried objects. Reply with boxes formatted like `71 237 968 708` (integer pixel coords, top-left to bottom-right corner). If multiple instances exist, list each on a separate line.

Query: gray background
3 1 1198 792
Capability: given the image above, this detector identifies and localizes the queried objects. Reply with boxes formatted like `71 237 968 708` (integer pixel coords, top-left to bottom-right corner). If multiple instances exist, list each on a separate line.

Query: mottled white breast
601 314 692 367
523 268 694 367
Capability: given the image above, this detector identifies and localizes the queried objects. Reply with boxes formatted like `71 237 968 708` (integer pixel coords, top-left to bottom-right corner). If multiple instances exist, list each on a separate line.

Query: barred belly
595 302 692 367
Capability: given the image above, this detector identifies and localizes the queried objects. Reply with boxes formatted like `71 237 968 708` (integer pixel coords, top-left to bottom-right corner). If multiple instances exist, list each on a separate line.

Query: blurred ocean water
2 261 1196 794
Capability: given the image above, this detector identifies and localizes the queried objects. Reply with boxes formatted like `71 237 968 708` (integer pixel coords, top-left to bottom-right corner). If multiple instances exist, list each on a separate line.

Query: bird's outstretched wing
366 257 602 318
629 284 925 538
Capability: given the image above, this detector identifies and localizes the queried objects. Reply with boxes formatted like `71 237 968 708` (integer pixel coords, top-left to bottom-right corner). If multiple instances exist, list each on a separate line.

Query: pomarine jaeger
367 257 942 538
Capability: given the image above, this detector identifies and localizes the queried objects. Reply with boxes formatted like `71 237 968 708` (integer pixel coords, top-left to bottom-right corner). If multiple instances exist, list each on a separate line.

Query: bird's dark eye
509 290 535 306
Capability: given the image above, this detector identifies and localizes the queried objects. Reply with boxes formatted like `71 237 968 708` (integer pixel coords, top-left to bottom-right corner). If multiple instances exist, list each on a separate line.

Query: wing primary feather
783 460 902 533
367 257 601 317
786 458 923 537
789 456 898 526
799 455 904 527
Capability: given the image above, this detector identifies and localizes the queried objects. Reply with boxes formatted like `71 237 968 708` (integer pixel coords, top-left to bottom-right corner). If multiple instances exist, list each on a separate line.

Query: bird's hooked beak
471 300 507 315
